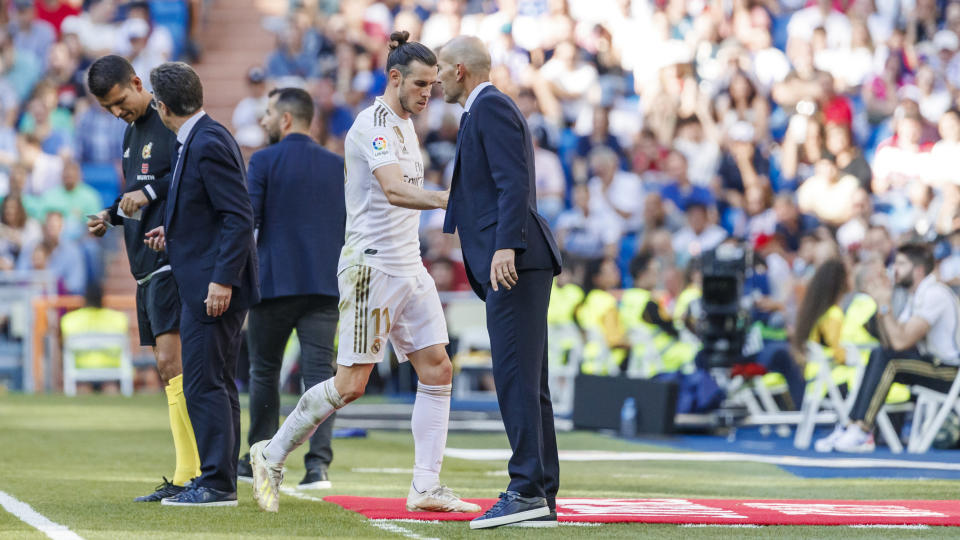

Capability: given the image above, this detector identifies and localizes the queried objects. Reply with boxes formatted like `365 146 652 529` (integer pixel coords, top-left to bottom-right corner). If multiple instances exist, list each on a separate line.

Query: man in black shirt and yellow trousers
85 55 200 502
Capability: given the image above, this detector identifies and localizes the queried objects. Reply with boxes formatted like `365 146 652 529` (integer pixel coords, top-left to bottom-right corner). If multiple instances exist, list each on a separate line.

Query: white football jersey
340 98 426 277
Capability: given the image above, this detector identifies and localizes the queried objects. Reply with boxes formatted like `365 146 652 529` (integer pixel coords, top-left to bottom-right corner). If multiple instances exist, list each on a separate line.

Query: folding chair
63 333 134 397
794 342 903 452
908 371 960 453
547 322 583 416
445 298 493 400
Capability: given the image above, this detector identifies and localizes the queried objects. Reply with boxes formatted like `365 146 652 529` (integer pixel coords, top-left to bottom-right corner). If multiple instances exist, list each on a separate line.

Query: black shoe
161 485 238 507
134 477 186 502
298 466 331 490
469 491 549 529
238 453 252 482
507 510 558 528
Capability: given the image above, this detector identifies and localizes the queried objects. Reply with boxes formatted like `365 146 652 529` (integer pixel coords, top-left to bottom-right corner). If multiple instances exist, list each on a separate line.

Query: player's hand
144 226 165 251
205 282 232 317
490 248 518 292
119 189 149 216
87 210 110 237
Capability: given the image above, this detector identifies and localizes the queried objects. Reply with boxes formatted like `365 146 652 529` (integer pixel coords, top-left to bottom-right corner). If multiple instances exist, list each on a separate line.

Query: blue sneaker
469 491 549 529
161 486 238 507
507 510 558 528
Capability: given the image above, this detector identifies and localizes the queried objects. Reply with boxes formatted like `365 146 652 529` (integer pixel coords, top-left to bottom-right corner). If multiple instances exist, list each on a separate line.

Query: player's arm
374 164 448 210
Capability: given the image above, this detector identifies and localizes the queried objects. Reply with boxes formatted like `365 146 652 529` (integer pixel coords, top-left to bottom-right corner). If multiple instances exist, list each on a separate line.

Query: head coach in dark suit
145 62 260 506
239 87 345 489
438 36 563 529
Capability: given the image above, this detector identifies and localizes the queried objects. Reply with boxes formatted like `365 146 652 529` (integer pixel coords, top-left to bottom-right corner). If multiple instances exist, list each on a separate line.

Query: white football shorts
336 264 449 366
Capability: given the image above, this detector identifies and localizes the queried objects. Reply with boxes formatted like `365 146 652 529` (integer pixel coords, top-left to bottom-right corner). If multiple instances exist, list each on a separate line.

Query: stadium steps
193 0 284 126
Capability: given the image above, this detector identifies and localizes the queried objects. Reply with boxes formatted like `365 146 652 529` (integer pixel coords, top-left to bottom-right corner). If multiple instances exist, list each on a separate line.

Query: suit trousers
246 294 338 469
484 268 559 501
180 303 245 493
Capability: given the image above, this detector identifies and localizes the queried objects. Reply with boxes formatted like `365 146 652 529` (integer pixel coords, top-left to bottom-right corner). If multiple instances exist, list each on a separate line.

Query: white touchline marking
682 524 763 528
849 525 931 529
444 448 960 472
369 520 440 540
0 490 84 540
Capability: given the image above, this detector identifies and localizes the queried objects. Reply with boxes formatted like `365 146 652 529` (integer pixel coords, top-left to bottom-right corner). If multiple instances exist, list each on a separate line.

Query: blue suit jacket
247 133 345 300
165 114 260 322
443 85 561 299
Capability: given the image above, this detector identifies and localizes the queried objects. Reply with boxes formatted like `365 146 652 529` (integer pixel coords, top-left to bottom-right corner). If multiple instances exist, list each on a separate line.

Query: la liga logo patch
371 137 387 151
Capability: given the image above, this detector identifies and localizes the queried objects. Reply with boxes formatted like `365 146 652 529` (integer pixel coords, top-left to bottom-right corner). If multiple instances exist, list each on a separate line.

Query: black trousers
485 269 559 502
246 295 338 469
180 304 245 493
850 347 959 429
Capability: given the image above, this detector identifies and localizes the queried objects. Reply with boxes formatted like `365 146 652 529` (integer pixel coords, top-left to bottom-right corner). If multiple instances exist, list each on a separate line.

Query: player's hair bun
389 31 410 51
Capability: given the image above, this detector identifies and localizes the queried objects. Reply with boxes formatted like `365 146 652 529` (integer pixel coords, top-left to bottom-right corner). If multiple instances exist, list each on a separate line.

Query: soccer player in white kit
250 31 480 515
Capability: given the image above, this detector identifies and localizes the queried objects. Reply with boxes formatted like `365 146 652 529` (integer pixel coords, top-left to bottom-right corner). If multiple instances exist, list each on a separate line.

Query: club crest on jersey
392 126 405 144
371 337 381 354
142 142 153 160
372 137 387 152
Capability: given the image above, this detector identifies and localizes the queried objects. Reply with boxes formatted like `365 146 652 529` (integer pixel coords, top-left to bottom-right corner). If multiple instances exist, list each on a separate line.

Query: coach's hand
119 190 149 216
144 226 165 251
205 282 232 317
87 210 110 237
490 249 518 292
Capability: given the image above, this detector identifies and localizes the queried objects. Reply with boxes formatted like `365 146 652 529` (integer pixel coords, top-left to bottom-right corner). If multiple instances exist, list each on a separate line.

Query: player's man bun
389 31 410 51
385 30 436 77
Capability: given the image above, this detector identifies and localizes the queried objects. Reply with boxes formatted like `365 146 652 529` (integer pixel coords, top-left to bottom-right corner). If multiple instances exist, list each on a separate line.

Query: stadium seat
444 298 493 400
908 373 960 453
150 0 189 60
62 332 134 397
81 163 121 207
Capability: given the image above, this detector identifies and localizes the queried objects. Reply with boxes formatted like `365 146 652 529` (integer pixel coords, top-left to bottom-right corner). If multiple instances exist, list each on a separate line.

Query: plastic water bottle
620 397 637 439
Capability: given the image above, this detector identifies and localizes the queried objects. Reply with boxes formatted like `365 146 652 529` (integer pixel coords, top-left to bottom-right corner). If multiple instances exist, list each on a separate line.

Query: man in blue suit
238 87 345 489
145 62 259 507
438 36 562 529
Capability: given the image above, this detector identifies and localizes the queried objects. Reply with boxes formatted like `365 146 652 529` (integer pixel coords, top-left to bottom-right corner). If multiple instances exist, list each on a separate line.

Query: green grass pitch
0 392 957 539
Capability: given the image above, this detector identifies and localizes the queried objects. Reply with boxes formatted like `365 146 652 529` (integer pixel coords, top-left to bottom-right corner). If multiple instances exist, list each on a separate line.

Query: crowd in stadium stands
0 0 196 297
5 0 960 414
228 0 960 410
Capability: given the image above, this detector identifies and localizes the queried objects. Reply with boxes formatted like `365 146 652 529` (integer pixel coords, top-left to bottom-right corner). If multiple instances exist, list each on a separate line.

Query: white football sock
411 383 451 492
264 378 344 465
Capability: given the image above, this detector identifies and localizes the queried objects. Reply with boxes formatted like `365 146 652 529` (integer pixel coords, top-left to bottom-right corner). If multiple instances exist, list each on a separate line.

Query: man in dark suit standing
438 36 562 529
238 87 345 489
145 62 260 507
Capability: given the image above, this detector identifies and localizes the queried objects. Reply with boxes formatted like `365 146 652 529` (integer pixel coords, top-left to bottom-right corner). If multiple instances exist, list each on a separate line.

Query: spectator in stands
538 40 597 125
0 26 43 102
773 194 818 253
35 0 82 38
119 1 173 86
16 210 85 294
265 22 314 80
62 0 118 59
672 200 727 266
837 188 876 253
73 95 125 164
8 0 56 68
672 115 720 188
824 120 872 192
38 159 100 237
715 70 769 144
660 150 714 213
17 133 62 196
797 155 861 227
780 107 824 190
532 125 565 226
0 194 41 268
817 243 960 453
717 121 769 211
573 106 626 179
928 108 960 186
872 111 930 196
232 67 269 148
18 79 74 155
555 183 621 263
586 146 644 234
792 258 850 369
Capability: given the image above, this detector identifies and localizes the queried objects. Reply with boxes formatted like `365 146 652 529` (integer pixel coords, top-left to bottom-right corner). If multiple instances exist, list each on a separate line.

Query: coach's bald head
437 36 492 106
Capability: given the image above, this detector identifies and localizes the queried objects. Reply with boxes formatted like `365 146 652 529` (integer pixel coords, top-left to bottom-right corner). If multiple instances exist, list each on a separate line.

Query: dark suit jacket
247 133 345 300
443 85 561 299
165 114 260 322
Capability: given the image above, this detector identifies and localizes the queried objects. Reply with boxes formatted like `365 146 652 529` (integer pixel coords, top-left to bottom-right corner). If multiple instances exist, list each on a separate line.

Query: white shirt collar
463 82 492 113
176 110 206 147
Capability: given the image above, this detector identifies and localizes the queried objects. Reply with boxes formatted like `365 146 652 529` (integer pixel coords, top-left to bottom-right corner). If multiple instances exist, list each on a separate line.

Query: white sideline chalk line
444 448 960 472
279 486 440 540
0 489 84 540
849 524 931 529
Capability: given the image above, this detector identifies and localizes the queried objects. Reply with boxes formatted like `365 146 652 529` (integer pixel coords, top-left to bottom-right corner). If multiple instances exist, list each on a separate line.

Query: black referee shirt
107 103 177 280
